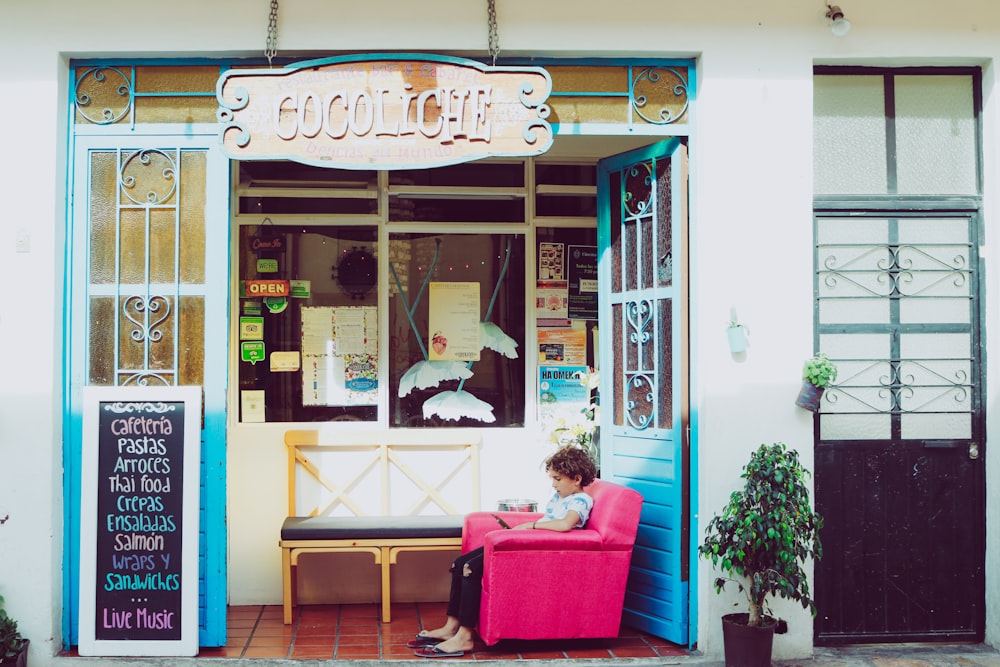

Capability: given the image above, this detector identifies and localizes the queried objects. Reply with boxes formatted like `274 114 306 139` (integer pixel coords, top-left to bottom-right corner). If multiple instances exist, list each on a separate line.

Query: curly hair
544 445 598 487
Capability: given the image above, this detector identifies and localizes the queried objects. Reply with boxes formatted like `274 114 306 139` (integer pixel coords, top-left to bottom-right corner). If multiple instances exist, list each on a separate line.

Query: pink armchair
461 479 644 646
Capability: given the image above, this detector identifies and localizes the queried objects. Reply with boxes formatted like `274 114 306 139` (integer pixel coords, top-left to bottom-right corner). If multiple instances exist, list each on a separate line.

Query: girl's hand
511 521 534 530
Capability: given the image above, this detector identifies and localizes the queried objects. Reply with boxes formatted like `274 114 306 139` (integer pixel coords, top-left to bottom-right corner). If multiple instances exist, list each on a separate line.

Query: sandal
407 634 445 649
415 645 465 658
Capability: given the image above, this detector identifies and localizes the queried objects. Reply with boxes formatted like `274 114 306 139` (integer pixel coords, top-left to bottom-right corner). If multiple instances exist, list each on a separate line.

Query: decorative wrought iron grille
86 148 201 388
75 67 134 125
611 154 674 432
624 298 656 429
631 67 690 126
815 215 977 441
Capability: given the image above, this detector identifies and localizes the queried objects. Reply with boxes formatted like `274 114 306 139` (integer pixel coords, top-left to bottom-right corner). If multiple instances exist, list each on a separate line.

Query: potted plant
698 442 823 667
795 352 837 412
0 595 28 667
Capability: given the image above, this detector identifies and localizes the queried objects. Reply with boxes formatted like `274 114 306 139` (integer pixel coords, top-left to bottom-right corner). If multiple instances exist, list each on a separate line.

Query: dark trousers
446 546 484 628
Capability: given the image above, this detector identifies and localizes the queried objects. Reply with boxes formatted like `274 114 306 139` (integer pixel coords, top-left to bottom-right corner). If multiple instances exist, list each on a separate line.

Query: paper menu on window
301 306 377 406
334 308 367 355
428 282 481 362
301 308 335 357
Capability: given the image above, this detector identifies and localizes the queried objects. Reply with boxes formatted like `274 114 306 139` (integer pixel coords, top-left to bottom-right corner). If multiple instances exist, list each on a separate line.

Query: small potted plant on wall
795 352 838 412
0 595 28 667
699 443 823 667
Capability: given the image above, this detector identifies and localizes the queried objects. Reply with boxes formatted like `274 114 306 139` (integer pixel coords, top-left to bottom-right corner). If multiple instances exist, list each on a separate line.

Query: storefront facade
3 1 1000 664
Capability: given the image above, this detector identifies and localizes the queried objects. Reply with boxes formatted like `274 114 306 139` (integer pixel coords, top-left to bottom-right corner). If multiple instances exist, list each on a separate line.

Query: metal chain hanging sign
264 0 278 66
487 0 500 66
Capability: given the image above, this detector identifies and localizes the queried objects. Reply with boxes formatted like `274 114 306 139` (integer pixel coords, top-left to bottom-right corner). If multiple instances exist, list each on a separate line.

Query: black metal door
812 212 985 644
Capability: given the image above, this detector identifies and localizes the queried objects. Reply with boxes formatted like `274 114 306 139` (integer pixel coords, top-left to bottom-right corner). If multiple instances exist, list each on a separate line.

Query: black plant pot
721 613 775 667
1 638 29 667
794 380 824 412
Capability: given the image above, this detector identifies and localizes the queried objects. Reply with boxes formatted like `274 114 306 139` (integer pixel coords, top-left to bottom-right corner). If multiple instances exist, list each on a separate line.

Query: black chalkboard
79 386 201 656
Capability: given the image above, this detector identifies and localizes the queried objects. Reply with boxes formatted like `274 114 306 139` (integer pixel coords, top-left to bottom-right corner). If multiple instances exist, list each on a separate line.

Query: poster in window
428 282 481 362
241 389 266 423
344 354 377 392
538 327 587 365
567 245 598 320
538 242 565 280
536 280 569 320
301 306 377 406
537 365 589 432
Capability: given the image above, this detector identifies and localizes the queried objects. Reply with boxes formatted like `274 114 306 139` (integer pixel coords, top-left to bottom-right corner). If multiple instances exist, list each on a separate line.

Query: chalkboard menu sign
78 386 201 657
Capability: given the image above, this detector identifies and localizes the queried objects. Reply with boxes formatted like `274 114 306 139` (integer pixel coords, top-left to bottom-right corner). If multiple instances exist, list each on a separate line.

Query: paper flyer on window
428 282 481 362
536 280 569 320
301 306 377 406
538 242 565 280
567 245 598 320
537 364 590 433
538 327 587 365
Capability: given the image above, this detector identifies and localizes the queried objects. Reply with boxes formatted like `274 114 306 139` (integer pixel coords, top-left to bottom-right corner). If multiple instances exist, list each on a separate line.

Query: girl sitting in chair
409 445 598 658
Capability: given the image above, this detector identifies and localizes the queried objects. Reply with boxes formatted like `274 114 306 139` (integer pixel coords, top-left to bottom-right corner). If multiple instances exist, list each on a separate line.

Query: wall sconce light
825 4 851 37
727 307 750 355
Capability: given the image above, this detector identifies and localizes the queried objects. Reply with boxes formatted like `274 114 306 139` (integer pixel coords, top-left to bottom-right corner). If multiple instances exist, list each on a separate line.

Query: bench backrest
284 429 481 518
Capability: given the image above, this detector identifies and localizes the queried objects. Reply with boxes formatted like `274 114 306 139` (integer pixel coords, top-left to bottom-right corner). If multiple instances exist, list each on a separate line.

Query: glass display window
237 223 379 423
233 158 602 426
388 233 526 427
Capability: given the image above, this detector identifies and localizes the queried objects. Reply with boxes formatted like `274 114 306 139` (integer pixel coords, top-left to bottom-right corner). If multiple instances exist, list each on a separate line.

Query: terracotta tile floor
192 603 690 661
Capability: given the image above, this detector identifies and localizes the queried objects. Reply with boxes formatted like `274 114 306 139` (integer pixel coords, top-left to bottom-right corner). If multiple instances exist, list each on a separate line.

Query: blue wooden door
65 136 230 647
597 140 691 646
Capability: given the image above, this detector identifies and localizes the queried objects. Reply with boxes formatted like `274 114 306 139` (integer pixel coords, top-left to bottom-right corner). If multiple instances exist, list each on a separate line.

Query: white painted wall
3 1 1000 663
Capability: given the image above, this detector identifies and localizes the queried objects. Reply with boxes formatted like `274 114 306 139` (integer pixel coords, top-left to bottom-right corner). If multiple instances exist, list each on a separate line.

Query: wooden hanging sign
216 54 553 169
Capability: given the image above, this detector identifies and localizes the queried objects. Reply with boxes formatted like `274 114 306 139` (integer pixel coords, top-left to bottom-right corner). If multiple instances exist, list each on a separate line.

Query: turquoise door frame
597 139 695 647
63 133 231 647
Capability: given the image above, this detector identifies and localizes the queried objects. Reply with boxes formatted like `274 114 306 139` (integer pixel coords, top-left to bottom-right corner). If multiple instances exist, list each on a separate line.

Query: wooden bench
280 429 481 623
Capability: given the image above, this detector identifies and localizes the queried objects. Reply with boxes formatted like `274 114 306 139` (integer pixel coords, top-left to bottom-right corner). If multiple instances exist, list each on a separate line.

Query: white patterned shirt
543 491 594 528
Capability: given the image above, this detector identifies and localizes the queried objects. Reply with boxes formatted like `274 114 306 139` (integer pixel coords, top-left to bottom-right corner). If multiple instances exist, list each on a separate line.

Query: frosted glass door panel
814 76 887 195
895 75 977 195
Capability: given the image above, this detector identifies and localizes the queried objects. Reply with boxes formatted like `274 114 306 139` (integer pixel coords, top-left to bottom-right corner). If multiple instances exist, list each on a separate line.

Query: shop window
237 224 379 423
533 227 599 452
534 227 599 367
388 163 526 223
389 233 526 427
238 162 379 218
233 157 600 426
534 163 598 220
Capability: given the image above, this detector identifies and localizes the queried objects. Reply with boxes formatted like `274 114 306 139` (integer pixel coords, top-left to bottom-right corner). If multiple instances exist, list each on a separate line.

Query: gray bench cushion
281 515 464 541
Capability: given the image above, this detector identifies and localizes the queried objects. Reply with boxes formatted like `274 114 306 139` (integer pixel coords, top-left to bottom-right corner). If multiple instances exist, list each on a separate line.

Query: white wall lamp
727 307 749 355
825 4 852 37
